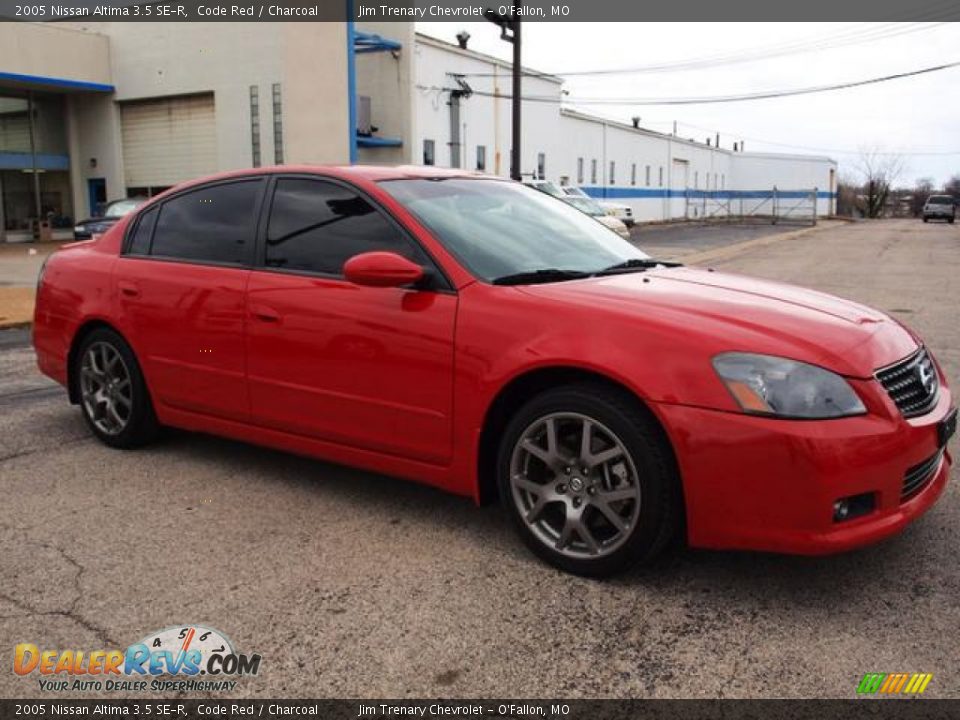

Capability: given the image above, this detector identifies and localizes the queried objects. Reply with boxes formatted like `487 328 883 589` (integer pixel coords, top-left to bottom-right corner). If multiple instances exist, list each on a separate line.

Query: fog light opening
833 492 876 523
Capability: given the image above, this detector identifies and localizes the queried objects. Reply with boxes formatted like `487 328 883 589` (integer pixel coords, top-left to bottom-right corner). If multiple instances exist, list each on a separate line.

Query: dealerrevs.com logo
14 625 261 693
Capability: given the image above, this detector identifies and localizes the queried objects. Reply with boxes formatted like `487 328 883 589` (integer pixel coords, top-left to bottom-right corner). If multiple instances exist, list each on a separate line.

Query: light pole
484 10 521 181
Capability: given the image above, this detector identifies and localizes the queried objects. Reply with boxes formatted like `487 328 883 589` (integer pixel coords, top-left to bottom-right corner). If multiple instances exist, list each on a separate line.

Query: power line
466 58 960 106
453 22 953 79
557 23 948 77
657 120 960 157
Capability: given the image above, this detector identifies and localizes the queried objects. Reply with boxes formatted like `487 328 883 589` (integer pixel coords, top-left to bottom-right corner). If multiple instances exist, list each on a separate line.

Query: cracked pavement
0 218 958 699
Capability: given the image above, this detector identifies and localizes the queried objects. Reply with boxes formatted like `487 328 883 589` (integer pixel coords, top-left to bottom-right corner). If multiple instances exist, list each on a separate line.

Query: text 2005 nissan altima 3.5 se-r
33 166 956 576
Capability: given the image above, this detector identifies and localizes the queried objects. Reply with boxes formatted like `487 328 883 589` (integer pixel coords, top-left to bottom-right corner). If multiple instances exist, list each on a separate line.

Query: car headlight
74 225 86 234
712 352 866 419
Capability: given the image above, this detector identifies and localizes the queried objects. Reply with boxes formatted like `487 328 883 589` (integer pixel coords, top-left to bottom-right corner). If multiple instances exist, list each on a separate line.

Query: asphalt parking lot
1 218 958 699
631 219 803 260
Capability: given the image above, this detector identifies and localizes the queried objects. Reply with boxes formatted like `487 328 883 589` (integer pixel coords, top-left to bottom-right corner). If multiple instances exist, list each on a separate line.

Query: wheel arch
66 319 130 404
476 366 684 517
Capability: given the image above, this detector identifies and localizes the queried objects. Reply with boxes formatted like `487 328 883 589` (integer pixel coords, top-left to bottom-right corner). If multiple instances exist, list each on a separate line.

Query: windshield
564 196 605 216
103 198 146 218
563 187 590 198
528 181 565 198
379 178 649 283
928 195 954 205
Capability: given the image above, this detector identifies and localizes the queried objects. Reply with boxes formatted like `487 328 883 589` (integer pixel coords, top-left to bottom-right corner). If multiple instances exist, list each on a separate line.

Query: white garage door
121 94 217 189
670 159 689 219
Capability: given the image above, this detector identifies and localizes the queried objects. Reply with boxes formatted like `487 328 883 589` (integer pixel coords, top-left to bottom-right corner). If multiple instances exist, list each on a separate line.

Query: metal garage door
120 94 216 190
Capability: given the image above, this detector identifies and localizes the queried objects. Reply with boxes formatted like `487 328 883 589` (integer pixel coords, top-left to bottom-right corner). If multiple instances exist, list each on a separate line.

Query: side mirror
343 251 425 288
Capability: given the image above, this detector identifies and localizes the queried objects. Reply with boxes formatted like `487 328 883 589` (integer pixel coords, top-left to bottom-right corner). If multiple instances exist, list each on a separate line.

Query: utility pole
484 10 521 181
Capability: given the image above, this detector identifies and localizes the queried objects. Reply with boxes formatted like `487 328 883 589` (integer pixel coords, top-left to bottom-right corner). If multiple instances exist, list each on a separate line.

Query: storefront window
0 92 72 235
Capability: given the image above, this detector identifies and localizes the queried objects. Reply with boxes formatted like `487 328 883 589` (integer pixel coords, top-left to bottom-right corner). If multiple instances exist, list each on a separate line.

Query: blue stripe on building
0 152 70 171
581 187 837 201
0 71 114 93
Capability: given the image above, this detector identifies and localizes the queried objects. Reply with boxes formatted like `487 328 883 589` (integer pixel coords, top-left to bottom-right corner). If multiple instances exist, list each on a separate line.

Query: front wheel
497 384 679 577
75 328 159 448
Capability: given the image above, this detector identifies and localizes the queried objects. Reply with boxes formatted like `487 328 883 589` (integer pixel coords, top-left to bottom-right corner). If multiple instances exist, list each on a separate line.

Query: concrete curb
0 287 36 329
0 320 32 330
680 221 838 266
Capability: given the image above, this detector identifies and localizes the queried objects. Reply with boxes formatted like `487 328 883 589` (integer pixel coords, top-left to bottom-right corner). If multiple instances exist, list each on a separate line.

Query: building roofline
560 107 735 155
560 108 836 164
415 32 564 84
730 150 837 164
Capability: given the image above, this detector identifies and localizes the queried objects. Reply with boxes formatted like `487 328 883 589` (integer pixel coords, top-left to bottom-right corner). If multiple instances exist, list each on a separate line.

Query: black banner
1 0 960 22
4 700 960 720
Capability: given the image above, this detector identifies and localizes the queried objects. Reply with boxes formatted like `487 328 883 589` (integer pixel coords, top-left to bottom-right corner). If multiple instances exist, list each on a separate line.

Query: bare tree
836 172 862 217
853 147 906 218
945 174 960 197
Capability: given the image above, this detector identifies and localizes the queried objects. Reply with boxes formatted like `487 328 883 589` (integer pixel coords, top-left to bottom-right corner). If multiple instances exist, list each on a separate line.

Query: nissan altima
33 166 955 576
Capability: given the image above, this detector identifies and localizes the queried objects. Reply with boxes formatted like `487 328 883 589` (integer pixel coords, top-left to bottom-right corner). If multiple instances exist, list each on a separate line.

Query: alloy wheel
80 341 133 436
509 412 641 559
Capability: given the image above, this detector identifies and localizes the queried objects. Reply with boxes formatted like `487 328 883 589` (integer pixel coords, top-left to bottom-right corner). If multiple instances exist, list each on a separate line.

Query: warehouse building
413 33 837 221
0 21 834 242
0 20 413 242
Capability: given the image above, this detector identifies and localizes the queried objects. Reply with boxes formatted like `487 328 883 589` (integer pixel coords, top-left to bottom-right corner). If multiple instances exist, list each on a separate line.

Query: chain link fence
685 187 819 226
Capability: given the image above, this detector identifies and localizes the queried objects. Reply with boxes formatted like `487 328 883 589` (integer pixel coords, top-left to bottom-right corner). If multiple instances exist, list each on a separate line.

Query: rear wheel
497 384 679 577
76 328 159 448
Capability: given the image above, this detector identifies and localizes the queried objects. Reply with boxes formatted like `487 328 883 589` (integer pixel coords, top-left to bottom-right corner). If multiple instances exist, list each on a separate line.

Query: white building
0 21 413 242
412 33 838 221
0 22 836 242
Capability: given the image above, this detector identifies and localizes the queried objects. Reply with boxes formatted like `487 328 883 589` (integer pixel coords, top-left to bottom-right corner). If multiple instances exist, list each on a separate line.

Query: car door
245 175 457 465
116 178 265 422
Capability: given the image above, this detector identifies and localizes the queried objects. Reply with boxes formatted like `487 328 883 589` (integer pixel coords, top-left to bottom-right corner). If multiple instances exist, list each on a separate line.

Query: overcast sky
416 22 960 186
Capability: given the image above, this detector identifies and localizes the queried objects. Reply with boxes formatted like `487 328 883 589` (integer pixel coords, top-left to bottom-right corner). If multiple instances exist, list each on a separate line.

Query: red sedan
33 166 956 576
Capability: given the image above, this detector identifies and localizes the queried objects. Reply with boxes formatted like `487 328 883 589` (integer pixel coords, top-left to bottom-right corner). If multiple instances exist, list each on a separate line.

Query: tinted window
151 180 261 264
265 178 426 275
127 206 158 255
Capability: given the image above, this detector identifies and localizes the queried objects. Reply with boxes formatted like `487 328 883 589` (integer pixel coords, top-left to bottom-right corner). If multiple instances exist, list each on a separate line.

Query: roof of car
135 165 504 209
183 164 493 185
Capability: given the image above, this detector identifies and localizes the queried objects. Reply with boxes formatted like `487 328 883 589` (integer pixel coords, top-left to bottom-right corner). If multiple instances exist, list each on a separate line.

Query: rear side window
151 180 262 265
265 177 427 275
127 206 158 255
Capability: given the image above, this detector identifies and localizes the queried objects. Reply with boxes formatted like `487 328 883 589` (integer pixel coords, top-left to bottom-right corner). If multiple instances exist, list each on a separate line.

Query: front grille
902 449 944 500
876 347 940 418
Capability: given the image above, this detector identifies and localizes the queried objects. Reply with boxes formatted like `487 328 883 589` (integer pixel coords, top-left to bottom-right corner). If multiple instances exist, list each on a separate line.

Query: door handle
250 305 281 323
118 281 140 298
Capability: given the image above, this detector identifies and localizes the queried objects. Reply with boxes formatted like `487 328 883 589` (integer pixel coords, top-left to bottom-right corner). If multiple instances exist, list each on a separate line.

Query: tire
923 217 929 223
75 327 159 449
949 218 955 224
497 383 679 577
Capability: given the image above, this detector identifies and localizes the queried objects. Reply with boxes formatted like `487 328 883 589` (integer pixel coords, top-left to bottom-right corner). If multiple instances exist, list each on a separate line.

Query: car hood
517 266 918 378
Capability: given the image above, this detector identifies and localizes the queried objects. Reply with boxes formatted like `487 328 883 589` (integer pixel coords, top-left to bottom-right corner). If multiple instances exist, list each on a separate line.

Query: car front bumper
656 384 954 555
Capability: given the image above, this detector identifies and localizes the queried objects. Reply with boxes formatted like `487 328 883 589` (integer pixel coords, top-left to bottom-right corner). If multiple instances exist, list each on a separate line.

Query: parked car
524 179 566 198
922 194 956 223
34 166 955 577
73 198 147 240
563 186 635 226
525 180 631 239
563 195 632 239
